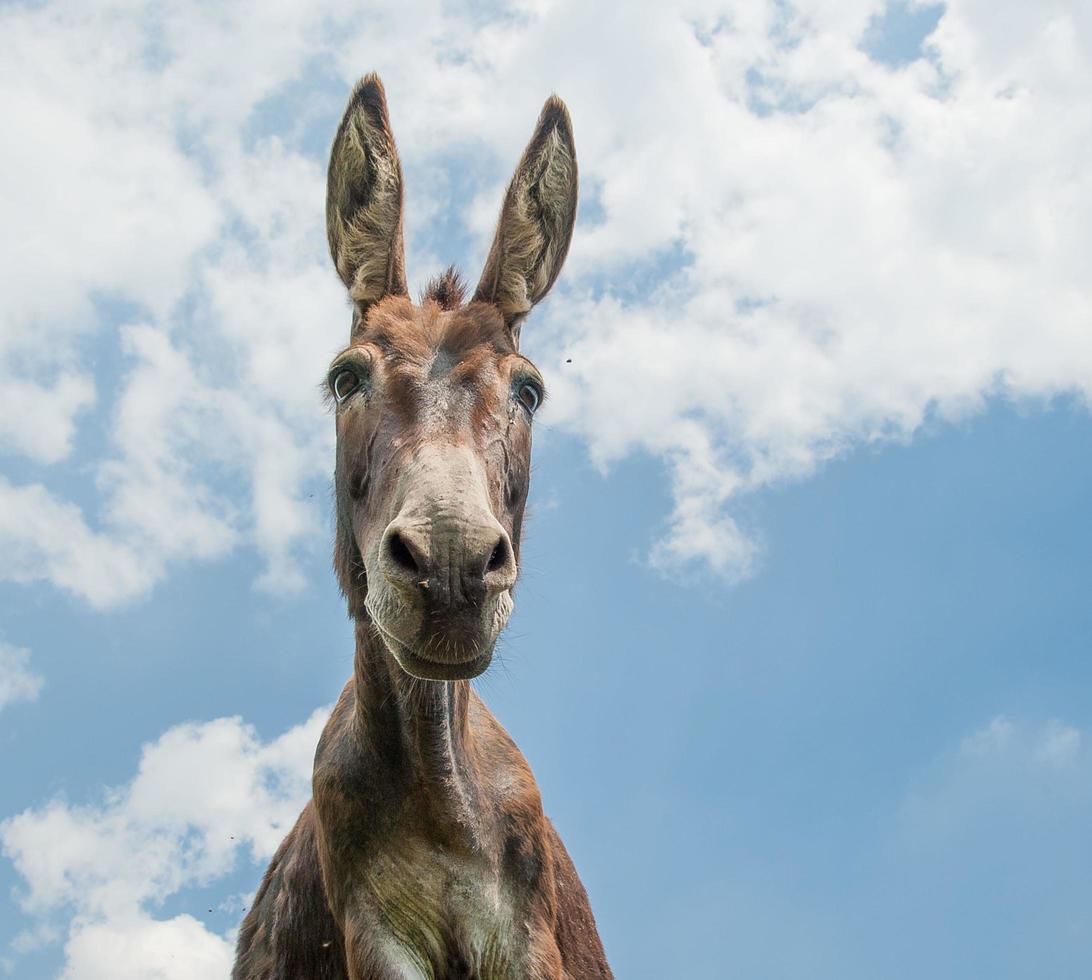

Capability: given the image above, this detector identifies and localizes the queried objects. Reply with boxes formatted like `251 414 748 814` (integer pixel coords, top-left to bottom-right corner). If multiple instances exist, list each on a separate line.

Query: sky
0 0 1090 977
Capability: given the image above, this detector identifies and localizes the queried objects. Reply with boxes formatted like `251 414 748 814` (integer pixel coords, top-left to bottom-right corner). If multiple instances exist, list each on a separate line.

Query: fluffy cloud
0 642 43 713
60 913 235 980
532 0 1092 574
900 715 1090 847
959 715 1084 767
1 707 328 977
0 1 348 604
1 0 1089 602
0 478 155 607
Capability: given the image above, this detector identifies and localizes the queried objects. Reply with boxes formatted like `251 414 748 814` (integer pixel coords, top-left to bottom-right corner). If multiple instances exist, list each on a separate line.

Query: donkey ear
473 96 578 343
326 74 408 312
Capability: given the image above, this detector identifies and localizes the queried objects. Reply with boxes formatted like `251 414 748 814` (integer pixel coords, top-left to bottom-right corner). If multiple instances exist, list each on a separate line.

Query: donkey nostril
486 537 511 574
386 530 423 577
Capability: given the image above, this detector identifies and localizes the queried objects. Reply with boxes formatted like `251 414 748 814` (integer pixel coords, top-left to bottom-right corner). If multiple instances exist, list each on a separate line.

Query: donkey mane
421 265 468 311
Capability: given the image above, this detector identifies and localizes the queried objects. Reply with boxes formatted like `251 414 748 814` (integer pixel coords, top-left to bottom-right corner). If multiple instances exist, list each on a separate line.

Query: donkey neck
352 620 482 830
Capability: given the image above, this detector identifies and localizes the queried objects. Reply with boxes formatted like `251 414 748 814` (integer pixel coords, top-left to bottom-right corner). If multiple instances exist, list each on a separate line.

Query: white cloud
959 714 1015 756
960 714 1082 769
1 0 1090 601
1035 720 1082 768
0 1 347 603
1 706 328 976
0 375 96 465
0 478 155 608
61 913 233 980
902 714 1090 846
531 0 1092 574
0 642 43 713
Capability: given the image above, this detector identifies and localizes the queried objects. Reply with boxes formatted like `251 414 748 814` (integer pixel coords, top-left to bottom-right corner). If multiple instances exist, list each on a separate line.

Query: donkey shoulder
232 802 348 980
547 820 614 979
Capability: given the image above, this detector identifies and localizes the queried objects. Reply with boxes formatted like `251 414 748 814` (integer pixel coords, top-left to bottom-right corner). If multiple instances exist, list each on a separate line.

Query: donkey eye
516 381 541 415
331 367 361 403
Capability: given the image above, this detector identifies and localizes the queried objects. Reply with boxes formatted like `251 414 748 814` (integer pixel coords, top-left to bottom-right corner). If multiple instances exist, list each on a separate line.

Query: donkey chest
353 839 525 979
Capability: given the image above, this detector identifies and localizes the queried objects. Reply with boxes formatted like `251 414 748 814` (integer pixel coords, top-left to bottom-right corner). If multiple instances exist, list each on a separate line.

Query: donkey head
325 75 577 681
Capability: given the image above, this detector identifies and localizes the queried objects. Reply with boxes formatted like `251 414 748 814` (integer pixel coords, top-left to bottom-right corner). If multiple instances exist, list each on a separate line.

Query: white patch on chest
362 838 520 978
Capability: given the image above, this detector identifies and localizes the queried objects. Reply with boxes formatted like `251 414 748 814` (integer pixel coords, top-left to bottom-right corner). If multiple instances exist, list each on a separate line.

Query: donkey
232 75 612 979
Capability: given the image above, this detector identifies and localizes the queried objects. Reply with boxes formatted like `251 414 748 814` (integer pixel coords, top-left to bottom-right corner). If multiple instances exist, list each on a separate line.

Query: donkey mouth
371 620 494 681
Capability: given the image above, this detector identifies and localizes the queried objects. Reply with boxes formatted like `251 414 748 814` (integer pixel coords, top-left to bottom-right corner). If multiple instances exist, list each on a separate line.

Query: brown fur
473 96 577 345
327 74 408 308
233 75 606 980
422 266 468 311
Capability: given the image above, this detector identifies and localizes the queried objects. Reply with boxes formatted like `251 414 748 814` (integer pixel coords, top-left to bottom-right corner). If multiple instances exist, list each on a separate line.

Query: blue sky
2 1 1091 977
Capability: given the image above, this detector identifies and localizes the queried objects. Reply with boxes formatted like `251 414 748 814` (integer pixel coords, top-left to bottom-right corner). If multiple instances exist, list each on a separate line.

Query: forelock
421 266 467 311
